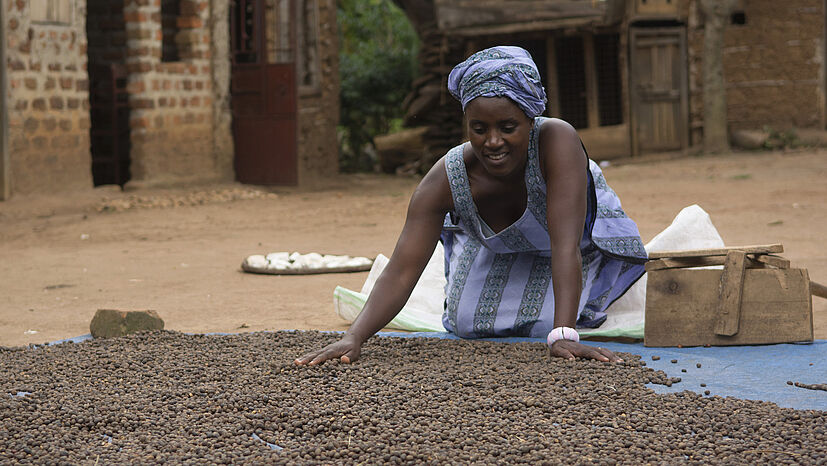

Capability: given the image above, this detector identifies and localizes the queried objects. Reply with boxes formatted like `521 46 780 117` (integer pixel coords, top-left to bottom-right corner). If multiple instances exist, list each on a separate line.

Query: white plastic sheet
333 205 725 338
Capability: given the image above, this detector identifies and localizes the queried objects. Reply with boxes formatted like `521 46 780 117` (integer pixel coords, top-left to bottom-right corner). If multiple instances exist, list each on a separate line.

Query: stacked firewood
379 21 467 174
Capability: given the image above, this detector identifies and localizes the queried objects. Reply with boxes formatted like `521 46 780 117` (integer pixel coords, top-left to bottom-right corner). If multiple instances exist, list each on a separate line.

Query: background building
1 0 339 198
393 0 826 162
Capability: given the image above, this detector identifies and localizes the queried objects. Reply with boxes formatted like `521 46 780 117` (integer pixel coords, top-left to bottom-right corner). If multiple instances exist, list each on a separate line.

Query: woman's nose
484 131 503 148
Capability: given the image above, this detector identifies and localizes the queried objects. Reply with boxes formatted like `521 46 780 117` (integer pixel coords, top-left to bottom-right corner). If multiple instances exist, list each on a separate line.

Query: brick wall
5 0 92 195
687 0 825 144
123 0 219 185
3 0 335 196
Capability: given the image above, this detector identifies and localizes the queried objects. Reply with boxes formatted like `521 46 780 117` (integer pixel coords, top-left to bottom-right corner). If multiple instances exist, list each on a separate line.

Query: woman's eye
501 125 516 133
472 126 485 134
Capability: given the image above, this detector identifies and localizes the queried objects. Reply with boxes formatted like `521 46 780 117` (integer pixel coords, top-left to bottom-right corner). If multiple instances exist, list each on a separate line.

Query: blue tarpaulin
377 332 826 412
48 332 826 411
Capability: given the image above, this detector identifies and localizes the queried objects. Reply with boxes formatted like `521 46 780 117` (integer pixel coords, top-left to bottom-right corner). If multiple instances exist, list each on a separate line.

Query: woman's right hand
294 334 363 366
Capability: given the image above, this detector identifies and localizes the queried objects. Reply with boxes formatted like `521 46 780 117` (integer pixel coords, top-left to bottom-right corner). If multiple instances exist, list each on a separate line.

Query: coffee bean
0 330 823 463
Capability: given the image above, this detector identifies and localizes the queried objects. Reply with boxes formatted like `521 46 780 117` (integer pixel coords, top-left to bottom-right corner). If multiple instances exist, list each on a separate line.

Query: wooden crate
644 245 814 347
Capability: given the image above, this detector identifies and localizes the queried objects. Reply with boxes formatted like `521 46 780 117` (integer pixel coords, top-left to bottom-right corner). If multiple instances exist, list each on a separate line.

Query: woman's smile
485 150 509 161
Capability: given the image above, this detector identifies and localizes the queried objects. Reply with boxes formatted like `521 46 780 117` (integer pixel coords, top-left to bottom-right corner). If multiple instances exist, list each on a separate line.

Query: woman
296 46 647 365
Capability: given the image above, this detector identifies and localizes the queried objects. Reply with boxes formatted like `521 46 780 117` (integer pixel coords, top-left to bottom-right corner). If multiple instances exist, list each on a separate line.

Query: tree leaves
338 0 420 172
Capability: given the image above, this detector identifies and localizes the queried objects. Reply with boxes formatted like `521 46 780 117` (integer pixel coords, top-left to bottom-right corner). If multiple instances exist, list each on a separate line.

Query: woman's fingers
309 352 331 366
341 347 361 364
294 347 338 366
550 344 575 360
294 351 319 365
598 347 623 362
586 346 610 362
550 341 622 363
295 339 362 366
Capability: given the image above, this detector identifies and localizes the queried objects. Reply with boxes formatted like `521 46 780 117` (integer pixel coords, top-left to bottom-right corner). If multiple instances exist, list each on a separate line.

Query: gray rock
90 309 164 338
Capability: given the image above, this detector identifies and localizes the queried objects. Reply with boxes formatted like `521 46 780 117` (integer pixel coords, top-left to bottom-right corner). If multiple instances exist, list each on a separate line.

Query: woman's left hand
550 340 623 362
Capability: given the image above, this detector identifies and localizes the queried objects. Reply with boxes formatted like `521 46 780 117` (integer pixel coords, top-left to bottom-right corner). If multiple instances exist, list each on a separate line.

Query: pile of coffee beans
1 331 824 464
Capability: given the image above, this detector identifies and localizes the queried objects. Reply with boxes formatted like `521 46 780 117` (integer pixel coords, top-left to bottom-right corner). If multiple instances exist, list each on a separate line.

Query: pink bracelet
547 326 580 346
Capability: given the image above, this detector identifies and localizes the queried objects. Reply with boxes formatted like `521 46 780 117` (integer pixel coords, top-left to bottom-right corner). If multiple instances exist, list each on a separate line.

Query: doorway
86 0 132 186
628 26 689 154
230 0 299 185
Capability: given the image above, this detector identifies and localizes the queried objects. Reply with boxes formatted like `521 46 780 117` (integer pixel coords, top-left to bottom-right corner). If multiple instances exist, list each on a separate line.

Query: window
267 0 292 64
554 32 623 129
161 0 181 62
264 0 320 92
594 33 623 126
555 36 588 129
31 0 73 25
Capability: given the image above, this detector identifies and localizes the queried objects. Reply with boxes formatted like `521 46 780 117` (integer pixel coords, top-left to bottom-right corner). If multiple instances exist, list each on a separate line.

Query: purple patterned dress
440 117 647 338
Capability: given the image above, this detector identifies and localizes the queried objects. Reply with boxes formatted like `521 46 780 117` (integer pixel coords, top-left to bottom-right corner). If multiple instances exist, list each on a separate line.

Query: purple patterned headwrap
448 46 547 118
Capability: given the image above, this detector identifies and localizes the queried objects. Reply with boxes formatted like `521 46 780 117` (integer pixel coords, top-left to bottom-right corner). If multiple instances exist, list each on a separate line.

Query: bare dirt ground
1 148 825 347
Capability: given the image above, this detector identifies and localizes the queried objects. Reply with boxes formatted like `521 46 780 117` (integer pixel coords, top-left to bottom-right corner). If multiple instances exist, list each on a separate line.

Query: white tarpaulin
334 205 725 338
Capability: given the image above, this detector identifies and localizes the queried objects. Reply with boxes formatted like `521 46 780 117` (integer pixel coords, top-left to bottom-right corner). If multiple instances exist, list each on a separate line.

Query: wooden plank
645 256 723 272
644 268 813 347
576 124 632 159
583 32 599 129
545 36 560 119
714 251 747 336
647 243 783 259
753 254 790 269
678 27 689 151
434 0 604 31
645 255 767 272
629 28 641 157
812 281 827 299
442 17 602 37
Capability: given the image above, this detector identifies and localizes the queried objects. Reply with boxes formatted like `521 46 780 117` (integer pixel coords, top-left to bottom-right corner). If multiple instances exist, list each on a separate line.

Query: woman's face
465 97 533 178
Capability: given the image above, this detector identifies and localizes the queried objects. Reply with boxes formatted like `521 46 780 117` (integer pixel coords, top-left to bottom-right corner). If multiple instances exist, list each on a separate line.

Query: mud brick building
1 0 338 199
393 0 827 163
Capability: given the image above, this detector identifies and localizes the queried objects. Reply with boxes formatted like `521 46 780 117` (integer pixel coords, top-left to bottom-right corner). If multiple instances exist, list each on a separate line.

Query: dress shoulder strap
444 144 479 228
523 117 549 230
525 117 547 193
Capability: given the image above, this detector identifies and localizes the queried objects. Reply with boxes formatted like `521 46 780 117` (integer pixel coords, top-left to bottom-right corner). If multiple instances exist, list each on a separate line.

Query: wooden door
231 0 298 185
629 27 688 154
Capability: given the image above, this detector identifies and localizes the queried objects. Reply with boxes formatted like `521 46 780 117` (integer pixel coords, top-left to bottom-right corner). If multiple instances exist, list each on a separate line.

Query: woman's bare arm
541 119 620 362
295 160 453 365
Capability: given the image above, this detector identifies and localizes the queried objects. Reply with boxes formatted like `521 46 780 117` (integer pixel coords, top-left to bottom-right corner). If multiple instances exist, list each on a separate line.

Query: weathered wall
5 0 93 195
1 0 9 199
209 0 233 180
686 0 825 144
296 0 339 183
123 0 220 186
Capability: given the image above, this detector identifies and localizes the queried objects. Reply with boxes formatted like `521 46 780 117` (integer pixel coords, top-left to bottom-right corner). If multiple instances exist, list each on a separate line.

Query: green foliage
337 0 419 172
762 126 798 150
